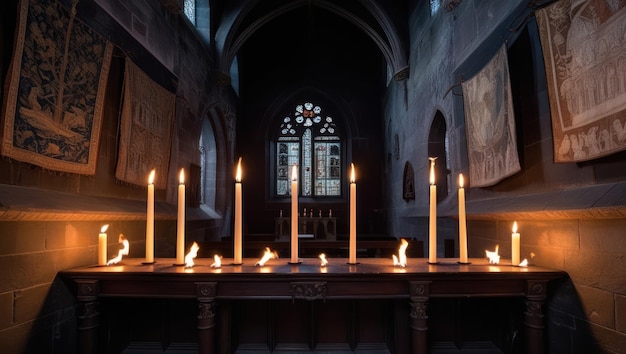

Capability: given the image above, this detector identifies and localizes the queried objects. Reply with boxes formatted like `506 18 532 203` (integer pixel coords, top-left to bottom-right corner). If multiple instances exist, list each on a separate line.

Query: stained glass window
276 102 341 197
184 0 195 25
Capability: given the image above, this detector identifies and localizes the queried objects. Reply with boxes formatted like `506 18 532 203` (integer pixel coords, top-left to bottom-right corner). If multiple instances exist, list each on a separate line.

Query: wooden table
59 258 565 354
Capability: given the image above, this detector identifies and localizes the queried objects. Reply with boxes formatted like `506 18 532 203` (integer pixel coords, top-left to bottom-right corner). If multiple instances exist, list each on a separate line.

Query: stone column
196 282 217 354
409 281 430 354
75 279 99 354
525 280 548 354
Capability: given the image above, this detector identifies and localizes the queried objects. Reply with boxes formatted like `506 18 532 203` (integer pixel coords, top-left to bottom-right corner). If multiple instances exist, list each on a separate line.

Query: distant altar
274 216 337 240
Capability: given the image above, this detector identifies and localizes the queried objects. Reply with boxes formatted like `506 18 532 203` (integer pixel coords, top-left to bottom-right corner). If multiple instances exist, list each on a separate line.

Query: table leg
75 280 99 354
196 282 217 354
409 281 430 354
525 280 548 354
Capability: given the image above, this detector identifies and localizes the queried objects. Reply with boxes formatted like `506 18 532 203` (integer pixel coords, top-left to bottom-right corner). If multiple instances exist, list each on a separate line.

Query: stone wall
0 0 234 352
384 0 626 352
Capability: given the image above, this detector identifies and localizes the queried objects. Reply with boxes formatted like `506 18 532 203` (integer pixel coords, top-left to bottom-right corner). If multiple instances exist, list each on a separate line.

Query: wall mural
2 0 112 174
461 45 521 187
537 0 626 162
115 58 176 189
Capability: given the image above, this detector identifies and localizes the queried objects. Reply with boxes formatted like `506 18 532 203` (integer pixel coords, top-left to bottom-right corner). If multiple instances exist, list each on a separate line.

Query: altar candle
512 221 520 266
458 174 468 263
349 163 357 264
428 158 437 263
176 169 185 265
291 164 298 263
146 170 155 263
234 158 243 265
98 224 109 266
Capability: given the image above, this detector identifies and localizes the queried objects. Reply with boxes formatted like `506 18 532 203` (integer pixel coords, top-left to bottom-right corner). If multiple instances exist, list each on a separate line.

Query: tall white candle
512 221 520 266
146 170 155 263
428 157 437 264
234 158 243 265
349 163 357 264
458 173 468 263
176 169 185 265
98 224 109 266
290 164 299 263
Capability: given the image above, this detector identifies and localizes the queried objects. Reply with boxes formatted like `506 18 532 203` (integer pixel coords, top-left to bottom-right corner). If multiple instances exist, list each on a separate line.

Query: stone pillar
75 279 99 354
409 281 430 354
525 280 548 354
196 282 217 354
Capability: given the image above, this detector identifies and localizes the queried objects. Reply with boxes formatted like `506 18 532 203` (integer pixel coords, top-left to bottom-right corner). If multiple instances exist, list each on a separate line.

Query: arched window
276 102 342 197
428 112 450 201
199 118 216 208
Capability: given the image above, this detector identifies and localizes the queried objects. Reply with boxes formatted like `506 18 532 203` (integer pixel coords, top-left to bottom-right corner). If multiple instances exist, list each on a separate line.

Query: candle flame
148 169 155 184
210 254 222 268
350 163 355 183
256 247 278 266
319 253 328 267
291 164 298 182
459 173 464 188
179 169 185 184
236 157 242 182
485 244 500 264
519 259 528 267
512 221 518 233
107 234 129 265
429 157 437 185
184 242 200 268
100 224 109 233
392 238 409 267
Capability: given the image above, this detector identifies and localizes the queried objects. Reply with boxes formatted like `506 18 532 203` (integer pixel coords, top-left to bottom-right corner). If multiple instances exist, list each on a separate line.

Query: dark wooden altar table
59 258 566 354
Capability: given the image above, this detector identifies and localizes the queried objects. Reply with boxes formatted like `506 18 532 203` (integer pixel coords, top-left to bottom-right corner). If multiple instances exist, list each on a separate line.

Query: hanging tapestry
462 45 521 187
537 0 626 163
2 0 113 174
115 58 175 189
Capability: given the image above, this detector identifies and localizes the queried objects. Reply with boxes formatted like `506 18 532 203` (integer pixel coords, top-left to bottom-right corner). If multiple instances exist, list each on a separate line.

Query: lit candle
512 221 520 266
458 173 468 263
176 169 185 265
234 157 243 265
428 157 437 263
98 224 109 266
349 163 357 264
145 170 155 263
290 164 299 263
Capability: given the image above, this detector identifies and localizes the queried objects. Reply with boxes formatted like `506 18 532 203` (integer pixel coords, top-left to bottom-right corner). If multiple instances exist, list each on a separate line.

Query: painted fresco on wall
115 58 175 189
2 0 112 174
462 45 521 187
537 0 626 163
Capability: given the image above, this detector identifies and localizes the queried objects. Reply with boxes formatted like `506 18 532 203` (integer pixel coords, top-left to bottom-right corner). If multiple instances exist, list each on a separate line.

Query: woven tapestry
115 58 175 189
537 0 626 162
462 45 521 187
2 0 112 174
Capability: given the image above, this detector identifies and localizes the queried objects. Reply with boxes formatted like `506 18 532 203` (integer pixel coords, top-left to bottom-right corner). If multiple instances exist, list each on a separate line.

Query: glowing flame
235 157 242 182
107 234 129 265
100 224 109 233
350 163 355 183
392 239 409 267
519 259 528 267
148 169 155 184
256 247 278 266
184 242 199 268
210 254 222 268
319 253 328 267
179 168 185 184
485 244 500 264
429 157 437 185
512 221 518 233
459 173 464 188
